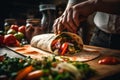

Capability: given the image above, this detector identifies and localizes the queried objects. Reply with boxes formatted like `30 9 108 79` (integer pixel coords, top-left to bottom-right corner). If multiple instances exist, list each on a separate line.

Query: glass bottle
4 18 17 34
25 18 43 43
39 4 56 33
26 18 41 28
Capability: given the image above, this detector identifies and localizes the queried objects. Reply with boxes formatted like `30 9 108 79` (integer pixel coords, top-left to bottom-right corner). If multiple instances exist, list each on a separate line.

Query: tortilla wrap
30 32 83 55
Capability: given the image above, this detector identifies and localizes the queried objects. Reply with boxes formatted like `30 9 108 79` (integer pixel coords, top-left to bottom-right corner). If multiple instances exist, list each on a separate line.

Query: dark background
0 0 67 30
0 0 92 44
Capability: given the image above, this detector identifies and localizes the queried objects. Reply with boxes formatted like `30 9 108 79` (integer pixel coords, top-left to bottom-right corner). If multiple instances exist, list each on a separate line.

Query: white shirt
94 12 120 34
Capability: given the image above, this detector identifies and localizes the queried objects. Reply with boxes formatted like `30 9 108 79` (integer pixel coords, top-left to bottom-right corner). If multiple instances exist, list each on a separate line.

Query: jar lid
39 4 56 11
4 18 17 23
26 19 41 23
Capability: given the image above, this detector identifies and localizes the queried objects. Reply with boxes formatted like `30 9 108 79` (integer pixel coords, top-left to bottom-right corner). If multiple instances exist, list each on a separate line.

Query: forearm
63 0 85 14
64 0 120 15
94 0 120 14
67 0 84 6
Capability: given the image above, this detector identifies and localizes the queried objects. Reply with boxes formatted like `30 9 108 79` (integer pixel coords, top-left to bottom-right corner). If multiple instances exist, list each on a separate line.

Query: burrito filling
51 33 82 55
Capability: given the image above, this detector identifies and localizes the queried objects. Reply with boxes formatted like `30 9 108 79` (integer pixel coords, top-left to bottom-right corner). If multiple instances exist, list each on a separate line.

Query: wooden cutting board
8 45 101 62
84 45 120 80
7 45 120 80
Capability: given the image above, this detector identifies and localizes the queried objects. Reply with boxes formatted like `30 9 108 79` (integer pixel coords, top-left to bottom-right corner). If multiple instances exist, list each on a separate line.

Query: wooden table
0 45 120 80
84 45 120 80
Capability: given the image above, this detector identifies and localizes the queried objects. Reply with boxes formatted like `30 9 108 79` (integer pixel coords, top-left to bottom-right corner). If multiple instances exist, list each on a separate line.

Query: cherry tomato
7 29 16 34
98 56 120 65
61 42 68 55
10 25 19 32
14 40 21 47
18 25 26 35
4 34 17 46
14 32 24 41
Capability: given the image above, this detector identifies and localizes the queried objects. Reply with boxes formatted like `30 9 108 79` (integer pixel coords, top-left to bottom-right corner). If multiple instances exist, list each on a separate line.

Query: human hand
53 0 95 34
53 8 79 34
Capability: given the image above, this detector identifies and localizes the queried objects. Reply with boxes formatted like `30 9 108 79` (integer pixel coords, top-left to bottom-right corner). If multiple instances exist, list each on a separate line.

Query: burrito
30 32 83 55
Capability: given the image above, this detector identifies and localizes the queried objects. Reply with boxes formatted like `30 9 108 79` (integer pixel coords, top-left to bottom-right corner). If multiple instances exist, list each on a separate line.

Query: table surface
84 45 120 80
0 45 120 80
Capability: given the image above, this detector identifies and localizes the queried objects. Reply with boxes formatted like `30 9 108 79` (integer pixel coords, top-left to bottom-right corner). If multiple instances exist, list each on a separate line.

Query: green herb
0 55 96 80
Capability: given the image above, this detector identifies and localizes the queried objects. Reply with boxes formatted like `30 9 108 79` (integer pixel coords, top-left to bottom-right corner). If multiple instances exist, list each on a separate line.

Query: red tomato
61 42 68 55
14 40 21 47
4 34 17 46
98 56 120 65
0 55 4 62
0 35 4 45
18 26 26 35
10 25 19 32
52 39 60 47
25 26 34 43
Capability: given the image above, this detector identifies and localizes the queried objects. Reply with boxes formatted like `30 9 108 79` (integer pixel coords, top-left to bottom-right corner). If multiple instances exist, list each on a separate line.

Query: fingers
53 6 86 34
62 11 75 33
73 10 80 27
53 18 59 34
73 13 86 28
57 22 64 34
72 5 88 26
59 7 78 33
53 17 64 34
67 7 78 33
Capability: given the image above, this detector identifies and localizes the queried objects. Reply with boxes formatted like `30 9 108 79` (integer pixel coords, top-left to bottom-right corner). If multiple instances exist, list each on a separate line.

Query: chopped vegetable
61 42 68 55
52 38 61 47
0 55 95 80
53 62 82 79
15 65 33 80
0 55 4 62
98 56 120 65
26 70 43 80
52 33 82 55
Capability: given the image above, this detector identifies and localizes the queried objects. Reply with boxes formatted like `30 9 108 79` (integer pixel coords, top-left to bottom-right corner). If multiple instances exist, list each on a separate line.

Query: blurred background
0 0 68 26
0 0 95 44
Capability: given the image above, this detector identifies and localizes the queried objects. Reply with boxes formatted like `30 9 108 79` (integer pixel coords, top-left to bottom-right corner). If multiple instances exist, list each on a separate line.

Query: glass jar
25 18 43 43
4 18 17 34
39 4 56 33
